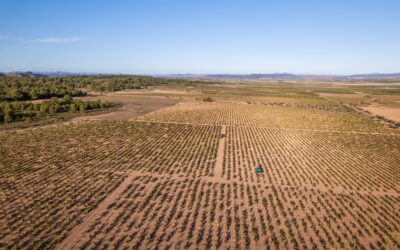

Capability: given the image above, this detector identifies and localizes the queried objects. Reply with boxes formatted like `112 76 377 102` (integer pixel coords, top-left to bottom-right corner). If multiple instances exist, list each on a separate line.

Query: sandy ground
4 97 400 249
73 93 178 121
4 87 400 249
363 106 400 122
320 92 400 122
336 82 400 86
320 92 400 106
213 125 226 179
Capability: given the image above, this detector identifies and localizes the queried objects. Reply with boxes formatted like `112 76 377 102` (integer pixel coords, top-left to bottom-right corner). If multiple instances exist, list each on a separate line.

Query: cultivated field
1 83 399 249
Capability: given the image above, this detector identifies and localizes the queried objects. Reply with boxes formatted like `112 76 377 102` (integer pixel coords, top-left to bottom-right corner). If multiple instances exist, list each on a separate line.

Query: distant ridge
1 71 400 80
207 73 297 79
203 73 400 80
0 71 140 77
160 73 400 80
3 71 47 77
348 73 400 78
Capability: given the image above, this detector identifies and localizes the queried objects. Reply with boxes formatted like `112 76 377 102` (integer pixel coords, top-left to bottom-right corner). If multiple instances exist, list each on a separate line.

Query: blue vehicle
255 166 264 174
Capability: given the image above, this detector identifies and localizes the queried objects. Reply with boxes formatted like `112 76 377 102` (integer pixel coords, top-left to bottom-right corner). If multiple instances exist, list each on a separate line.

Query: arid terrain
73 93 179 121
1 82 399 249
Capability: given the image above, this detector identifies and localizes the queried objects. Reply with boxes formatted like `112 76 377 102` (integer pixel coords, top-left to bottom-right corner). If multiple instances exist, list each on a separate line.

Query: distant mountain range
205 73 298 79
347 73 400 78
160 73 400 80
0 71 95 77
1 71 47 77
1 71 400 80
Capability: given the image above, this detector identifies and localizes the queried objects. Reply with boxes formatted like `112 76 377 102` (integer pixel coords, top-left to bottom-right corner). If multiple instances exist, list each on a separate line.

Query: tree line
66 75 213 92
0 77 86 102
0 95 113 123
0 76 214 101
0 75 217 124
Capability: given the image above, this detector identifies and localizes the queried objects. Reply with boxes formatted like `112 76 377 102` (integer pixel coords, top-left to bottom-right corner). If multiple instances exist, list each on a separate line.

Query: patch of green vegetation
0 77 86 101
0 95 115 124
202 97 214 102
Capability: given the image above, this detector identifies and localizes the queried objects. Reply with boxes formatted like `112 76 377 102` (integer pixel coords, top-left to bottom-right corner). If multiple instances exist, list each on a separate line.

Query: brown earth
2 85 400 249
212 125 226 179
73 93 178 121
363 106 400 122
319 92 366 104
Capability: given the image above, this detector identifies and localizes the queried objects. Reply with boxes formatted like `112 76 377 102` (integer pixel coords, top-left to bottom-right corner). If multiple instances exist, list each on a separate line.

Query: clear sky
1 0 399 75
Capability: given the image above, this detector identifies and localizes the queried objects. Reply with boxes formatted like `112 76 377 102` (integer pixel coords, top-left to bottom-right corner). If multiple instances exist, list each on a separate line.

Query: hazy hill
349 73 400 78
4 71 47 77
158 73 400 81
1 71 400 81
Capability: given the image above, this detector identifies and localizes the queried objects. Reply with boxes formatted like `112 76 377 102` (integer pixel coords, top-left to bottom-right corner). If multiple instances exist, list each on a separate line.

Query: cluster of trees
82 76 163 91
1 76 215 100
0 95 112 123
73 75 212 92
0 77 86 101
0 75 216 124
202 97 214 102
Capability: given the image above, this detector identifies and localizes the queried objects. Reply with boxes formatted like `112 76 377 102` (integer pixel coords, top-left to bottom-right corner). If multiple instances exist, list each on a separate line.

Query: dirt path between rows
55 171 143 250
213 125 226 179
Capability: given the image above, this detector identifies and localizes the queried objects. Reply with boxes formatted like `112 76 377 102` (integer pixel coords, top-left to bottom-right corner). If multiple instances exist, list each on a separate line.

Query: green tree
63 94 73 103
2 103 14 122
79 103 86 113
70 103 77 113
30 89 38 100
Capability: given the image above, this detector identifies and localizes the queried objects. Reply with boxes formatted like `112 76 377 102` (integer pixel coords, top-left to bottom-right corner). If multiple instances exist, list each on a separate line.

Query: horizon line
2 70 400 76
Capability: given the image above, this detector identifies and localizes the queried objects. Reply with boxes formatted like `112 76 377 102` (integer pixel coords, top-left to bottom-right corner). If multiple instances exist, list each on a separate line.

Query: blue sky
0 0 399 74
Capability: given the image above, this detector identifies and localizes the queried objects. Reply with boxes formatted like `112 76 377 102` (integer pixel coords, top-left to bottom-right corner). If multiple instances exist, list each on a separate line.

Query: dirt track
213 125 226 179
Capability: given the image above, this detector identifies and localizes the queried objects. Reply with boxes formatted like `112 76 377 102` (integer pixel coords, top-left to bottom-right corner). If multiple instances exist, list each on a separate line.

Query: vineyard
62 176 400 249
137 102 399 133
1 84 399 249
147 84 333 104
0 121 220 248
